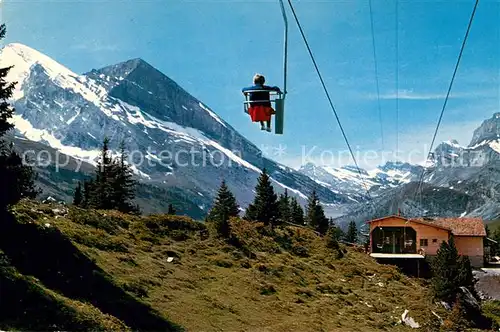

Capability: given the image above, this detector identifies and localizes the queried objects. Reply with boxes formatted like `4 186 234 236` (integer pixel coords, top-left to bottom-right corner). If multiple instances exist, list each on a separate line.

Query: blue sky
1 0 499 169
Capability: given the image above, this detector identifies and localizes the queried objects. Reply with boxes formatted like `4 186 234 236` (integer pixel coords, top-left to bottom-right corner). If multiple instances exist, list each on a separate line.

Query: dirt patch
475 269 500 300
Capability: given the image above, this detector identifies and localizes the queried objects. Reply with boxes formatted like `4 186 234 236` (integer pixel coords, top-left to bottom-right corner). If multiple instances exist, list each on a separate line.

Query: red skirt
248 105 275 122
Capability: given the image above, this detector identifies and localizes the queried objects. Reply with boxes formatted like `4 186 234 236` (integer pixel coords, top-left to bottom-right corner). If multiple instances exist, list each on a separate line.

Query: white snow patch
460 211 467 217
66 112 79 125
199 102 226 127
145 151 161 162
130 165 151 180
273 181 308 200
206 140 260 172
11 114 100 163
490 140 500 153
87 133 96 139
182 105 188 111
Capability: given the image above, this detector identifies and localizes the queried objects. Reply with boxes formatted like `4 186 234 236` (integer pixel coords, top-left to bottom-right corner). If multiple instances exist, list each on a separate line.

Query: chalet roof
413 217 486 237
368 215 486 237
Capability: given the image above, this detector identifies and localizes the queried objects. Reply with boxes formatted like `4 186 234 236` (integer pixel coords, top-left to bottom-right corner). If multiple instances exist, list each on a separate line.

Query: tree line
0 24 38 212
207 168 358 242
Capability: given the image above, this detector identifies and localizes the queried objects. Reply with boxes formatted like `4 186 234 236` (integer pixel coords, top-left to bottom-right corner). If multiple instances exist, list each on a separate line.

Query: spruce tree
207 180 240 237
345 221 358 243
305 190 329 235
0 25 15 138
431 236 461 302
328 220 344 242
244 168 278 226
167 204 176 215
277 189 292 225
111 140 137 213
290 197 304 225
73 181 83 206
89 137 115 209
81 179 93 208
0 24 38 209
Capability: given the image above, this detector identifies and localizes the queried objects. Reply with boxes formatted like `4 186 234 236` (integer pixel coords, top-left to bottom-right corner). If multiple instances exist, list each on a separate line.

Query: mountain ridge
0 42 354 217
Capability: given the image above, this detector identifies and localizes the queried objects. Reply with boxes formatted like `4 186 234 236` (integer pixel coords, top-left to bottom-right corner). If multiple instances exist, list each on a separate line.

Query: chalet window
420 239 428 247
432 239 437 243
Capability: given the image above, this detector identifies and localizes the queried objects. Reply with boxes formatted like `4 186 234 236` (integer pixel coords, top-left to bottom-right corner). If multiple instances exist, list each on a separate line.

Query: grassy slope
0 254 129 331
487 219 500 232
1 200 454 331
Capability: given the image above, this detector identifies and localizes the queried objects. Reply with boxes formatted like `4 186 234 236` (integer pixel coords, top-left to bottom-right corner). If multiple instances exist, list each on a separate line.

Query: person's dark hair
253 74 265 85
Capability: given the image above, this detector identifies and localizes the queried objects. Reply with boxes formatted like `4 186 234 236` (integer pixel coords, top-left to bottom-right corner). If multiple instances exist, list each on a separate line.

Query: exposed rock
401 309 420 328
459 286 481 312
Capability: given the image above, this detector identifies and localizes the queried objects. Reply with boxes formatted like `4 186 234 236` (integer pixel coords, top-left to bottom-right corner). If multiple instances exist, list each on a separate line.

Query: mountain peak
469 112 500 147
0 42 77 99
86 57 158 81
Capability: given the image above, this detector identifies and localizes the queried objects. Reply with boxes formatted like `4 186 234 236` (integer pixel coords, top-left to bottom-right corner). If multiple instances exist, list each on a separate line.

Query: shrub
260 283 277 295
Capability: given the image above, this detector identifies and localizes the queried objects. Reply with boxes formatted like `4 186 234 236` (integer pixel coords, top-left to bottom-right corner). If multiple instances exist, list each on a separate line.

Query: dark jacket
242 84 281 107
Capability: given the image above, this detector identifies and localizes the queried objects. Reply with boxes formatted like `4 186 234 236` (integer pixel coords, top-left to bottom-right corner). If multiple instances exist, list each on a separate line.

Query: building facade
368 216 486 267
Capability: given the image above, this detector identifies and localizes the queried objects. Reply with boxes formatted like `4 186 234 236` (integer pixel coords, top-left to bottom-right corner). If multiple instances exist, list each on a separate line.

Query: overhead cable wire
287 0 376 206
413 0 480 204
368 0 385 151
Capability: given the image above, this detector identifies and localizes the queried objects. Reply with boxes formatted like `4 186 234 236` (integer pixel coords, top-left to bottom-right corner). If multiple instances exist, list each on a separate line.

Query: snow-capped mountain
432 114 500 168
0 43 352 216
332 113 500 227
298 161 423 197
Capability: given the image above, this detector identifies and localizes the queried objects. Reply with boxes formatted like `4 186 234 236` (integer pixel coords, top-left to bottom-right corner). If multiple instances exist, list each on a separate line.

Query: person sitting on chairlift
242 74 281 132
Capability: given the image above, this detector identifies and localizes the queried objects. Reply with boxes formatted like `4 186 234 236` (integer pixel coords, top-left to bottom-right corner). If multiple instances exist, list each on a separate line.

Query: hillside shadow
0 211 182 332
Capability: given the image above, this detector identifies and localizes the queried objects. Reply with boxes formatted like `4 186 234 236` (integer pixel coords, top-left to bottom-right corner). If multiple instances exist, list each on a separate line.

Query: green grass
487 219 500 232
0 199 489 331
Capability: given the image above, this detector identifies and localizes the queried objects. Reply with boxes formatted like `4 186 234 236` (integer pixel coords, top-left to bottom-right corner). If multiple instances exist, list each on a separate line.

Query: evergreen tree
81 179 93 208
73 181 83 206
325 226 340 250
167 204 176 215
207 180 239 237
0 147 39 208
290 197 304 225
244 168 278 226
277 189 292 225
111 140 137 213
0 25 15 138
431 236 476 303
328 219 344 242
305 190 329 235
0 24 38 210
345 221 358 243
457 255 474 291
89 137 116 210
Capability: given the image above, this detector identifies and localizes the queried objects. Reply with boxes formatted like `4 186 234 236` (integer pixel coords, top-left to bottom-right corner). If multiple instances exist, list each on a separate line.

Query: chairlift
242 0 288 135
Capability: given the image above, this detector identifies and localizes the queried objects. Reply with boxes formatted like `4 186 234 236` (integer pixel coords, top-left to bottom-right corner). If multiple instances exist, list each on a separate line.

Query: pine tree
0 24 38 210
207 180 240 237
81 179 93 208
89 137 116 209
431 236 461 302
244 168 278 226
290 197 304 225
111 140 137 213
305 190 329 235
345 221 358 243
0 25 15 138
277 189 292 225
457 255 474 291
328 220 344 242
73 181 83 206
0 147 39 208
325 226 340 250
167 204 176 215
